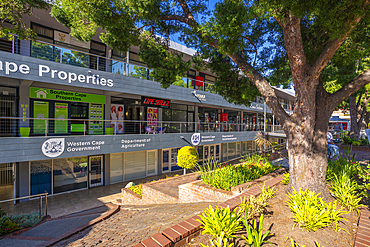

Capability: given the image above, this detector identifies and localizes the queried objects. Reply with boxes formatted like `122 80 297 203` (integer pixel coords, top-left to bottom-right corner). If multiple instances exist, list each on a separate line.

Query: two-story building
0 8 293 201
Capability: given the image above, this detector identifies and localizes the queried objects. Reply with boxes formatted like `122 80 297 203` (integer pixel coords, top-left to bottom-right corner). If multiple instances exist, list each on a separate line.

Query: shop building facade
0 9 291 201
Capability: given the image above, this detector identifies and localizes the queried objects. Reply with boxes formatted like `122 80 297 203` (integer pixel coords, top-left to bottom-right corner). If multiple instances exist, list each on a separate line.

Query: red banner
220 113 228 122
195 76 204 87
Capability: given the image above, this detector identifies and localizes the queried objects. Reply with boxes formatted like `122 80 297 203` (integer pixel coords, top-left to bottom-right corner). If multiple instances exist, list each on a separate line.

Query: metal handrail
0 193 48 219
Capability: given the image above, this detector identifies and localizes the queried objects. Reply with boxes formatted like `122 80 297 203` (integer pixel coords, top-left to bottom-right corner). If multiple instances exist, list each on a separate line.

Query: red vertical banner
195 76 204 90
220 113 228 122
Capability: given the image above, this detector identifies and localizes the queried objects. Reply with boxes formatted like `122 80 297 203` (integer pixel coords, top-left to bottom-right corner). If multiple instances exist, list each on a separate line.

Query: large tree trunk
349 96 360 140
284 79 332 198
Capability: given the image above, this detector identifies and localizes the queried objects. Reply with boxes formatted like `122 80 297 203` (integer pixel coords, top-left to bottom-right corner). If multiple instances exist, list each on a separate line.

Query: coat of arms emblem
42 138 65 157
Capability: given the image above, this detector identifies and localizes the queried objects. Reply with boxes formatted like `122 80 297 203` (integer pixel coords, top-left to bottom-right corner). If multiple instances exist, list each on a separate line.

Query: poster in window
147 107 157 129
55 103 68 134
110 104 124 134
33 101 49 134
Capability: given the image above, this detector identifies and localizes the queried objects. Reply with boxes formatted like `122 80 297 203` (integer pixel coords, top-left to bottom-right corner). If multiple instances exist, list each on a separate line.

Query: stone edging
0 215 51 240
354 208 370 247
338 145 370 151
133 174 285 247
35 203 119 247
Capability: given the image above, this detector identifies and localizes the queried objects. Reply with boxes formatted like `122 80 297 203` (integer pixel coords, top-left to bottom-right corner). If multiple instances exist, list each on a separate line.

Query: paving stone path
0 206 110 247
54 202 218 247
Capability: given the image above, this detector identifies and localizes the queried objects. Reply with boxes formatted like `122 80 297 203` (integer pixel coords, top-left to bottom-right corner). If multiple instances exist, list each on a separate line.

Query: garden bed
178 168 285 203
187 183 360 247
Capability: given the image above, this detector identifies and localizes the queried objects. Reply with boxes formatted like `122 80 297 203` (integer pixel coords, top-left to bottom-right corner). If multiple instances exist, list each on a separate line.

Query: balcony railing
0 117 282 138
5 37 217 93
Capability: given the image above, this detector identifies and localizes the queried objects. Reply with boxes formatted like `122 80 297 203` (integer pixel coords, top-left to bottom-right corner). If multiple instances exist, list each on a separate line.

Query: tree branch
358 89 370 125
275 14 309 86
330 69 370 107
228 52 290 126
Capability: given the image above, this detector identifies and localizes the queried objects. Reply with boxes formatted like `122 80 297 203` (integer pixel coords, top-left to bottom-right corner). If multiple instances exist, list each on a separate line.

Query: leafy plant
201 232 234 247
177 146 199 170
329 172 363 212
198 205 243 240
239 185 276 220
352 141 361 146
271 141 279 150
360 137 369 146
127 184 143 197
0 218 21 236
286 188 347 232
242 214 272 247
289 239 324 247
281 172 290 185
198 155 279 191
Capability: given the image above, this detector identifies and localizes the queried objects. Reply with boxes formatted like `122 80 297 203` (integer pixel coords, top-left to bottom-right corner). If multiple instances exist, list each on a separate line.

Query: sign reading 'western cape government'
0 59 114 87
30 87 106 104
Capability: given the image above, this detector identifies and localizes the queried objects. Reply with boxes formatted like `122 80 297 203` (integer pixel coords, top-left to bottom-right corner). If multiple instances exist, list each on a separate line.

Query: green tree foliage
0 0 49 40
50 0 370 195
177 146 199 170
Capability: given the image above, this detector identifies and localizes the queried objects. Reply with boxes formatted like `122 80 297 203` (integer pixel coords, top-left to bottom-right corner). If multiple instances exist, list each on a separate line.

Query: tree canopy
51 0 370 195
0 0 49 40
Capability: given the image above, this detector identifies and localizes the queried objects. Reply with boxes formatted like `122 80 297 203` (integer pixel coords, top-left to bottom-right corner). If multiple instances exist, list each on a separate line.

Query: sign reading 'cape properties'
141 96 170 108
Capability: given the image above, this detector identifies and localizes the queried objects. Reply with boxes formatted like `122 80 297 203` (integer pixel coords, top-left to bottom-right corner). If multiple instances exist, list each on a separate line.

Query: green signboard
33 101 49 134
55 103 68 134
71 124 85 132
30 87 105 104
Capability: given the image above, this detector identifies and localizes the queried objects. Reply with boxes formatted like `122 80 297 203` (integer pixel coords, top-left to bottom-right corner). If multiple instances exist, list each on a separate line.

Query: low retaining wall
178 168 286 203
338 144 370 151
179 181 233 203
118 168 286 205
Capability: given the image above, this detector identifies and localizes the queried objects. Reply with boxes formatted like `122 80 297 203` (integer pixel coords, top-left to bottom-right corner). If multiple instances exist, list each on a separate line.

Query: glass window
163 150 170 172
171 148 182 171
228 142 236 160
222 143 227 161
30 160 52 195
198 146 203 164
110 153 124 183
53 157 88 194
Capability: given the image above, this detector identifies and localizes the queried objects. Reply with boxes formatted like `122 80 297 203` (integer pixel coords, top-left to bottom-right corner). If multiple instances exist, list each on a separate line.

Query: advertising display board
33 101 49 134
147 107 157 130
54 103 68 134
89 104 104 135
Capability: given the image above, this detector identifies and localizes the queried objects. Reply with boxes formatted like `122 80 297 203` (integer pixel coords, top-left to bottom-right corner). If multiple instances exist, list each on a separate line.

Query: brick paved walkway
54 202 218 247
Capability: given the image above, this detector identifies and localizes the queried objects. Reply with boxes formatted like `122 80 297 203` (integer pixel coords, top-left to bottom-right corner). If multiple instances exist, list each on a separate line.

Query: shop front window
198 107 220 132
53 157 88 194
30 160 52 195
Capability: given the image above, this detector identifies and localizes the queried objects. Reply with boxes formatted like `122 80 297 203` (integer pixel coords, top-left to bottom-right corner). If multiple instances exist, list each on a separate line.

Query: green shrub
0 218 21 236
201 232 235 247
281 172 290 185
242 214 272 247
177 146 199 170
239 185 276 220
198 155 279 191
198 205 243 240
330 172 363 212
352 140 361 146
286 188 347 232
127 184 143 197
271 141 279 150
360 137 369 146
